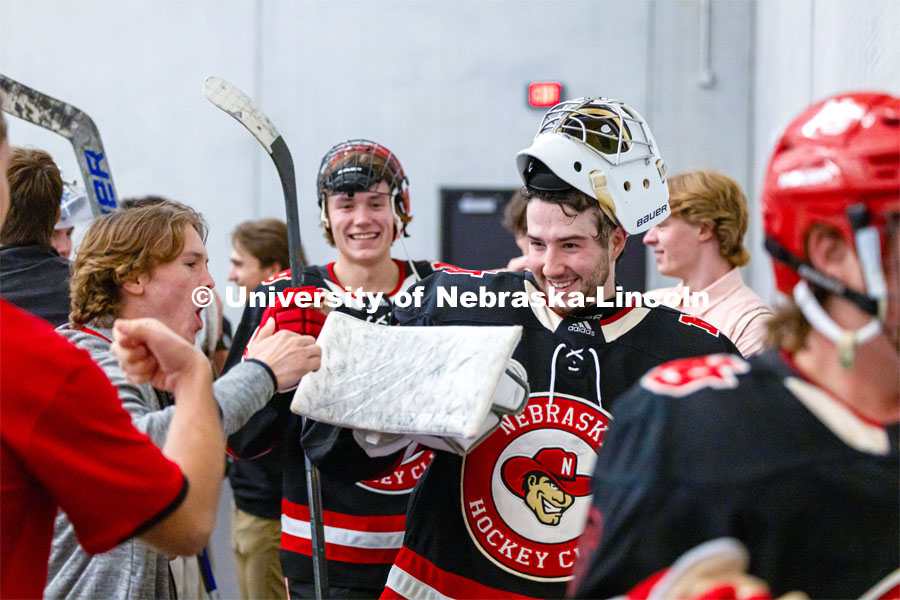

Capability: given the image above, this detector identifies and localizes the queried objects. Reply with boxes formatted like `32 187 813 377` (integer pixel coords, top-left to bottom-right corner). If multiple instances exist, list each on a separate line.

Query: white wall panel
645 0 753 292
812 0 900 98
752 0 899 305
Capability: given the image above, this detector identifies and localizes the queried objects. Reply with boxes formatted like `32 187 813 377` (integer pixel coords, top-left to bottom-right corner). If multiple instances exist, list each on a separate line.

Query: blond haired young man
1 100 221 600
643 170 772 355
44 200 321 600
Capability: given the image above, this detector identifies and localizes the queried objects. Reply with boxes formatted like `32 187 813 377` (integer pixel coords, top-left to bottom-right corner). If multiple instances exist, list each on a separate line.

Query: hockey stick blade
202 76 304 282
202 76 279 153
0 74 118 215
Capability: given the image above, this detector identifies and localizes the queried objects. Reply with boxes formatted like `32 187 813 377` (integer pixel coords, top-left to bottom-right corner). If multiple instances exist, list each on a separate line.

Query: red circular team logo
357 449 434 495
461 394 609 581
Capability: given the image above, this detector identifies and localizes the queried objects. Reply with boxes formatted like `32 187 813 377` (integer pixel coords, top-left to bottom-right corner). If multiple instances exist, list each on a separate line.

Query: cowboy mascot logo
501 448 592 526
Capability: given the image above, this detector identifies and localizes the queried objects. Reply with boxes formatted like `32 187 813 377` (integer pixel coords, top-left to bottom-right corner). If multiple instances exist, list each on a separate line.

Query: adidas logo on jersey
567 321 595 336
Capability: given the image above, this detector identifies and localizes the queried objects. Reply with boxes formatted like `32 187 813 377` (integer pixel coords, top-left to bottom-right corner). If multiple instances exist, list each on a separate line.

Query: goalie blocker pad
291 312 528 454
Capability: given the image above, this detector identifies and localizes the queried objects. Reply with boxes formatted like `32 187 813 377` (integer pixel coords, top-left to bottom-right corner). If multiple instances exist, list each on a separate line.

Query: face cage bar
316 139 407 203
537 98 655 167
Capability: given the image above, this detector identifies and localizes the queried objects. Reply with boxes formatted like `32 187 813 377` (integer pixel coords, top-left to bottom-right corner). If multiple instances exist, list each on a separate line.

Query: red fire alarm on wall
528 82 562 107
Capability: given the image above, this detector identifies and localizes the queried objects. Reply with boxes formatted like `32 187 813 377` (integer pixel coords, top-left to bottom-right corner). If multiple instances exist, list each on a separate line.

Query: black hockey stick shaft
202 77 328 598
269 137 305 287
270 136 331 597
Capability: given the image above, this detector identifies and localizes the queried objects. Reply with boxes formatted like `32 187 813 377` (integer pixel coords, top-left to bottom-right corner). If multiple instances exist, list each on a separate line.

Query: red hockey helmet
762 92 900 306
316 139 411 237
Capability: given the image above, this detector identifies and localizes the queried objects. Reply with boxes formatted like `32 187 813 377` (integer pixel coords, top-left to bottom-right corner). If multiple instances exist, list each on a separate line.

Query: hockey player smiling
526 192 626 315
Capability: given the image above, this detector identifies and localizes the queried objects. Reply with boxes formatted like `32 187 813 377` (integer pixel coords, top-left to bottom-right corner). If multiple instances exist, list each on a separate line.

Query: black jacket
0 244 71 326
575 349 899 599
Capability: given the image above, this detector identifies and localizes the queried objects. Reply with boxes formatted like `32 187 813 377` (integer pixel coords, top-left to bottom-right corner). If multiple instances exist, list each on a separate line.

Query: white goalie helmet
516 97 670 235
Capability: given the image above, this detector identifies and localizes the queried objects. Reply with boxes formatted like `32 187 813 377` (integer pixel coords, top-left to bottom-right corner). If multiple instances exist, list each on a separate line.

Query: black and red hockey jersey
573 350 900 599
227 259 443 591
306 267 739 599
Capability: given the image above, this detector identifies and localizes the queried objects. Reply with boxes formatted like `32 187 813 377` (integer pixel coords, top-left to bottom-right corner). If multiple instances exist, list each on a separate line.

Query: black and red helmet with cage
316 139 411 237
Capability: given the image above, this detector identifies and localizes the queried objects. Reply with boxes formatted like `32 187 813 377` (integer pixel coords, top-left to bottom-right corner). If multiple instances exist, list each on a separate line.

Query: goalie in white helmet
300 98 738 600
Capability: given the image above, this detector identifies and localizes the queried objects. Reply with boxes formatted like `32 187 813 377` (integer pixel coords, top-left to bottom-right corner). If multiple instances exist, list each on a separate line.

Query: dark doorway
440 188 521 271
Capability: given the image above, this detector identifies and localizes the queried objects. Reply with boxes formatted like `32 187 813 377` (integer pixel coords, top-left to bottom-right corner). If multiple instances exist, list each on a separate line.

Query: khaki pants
231 505 287 600
170 555 210 600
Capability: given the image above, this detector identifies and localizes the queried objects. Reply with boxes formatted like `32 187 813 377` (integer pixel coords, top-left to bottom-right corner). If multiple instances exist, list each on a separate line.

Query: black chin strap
764 236 879 317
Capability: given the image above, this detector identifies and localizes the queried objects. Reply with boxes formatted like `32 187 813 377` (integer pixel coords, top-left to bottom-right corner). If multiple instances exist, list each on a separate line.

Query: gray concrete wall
643 0 754 291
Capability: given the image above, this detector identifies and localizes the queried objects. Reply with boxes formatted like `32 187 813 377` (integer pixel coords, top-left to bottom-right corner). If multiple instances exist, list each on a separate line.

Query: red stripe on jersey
325 263 342 289
282 499 406 532
385 546 535 600
262 268 292 285
281 531 400 564
878 583 900 600
226 445 273 461
327 259 409 298
79 326 112 343
597 306 634 325
378 588 405 600
386 259 408 297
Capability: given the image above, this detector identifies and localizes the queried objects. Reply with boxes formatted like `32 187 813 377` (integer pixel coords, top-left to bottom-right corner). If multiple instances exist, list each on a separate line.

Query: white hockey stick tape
203 76 279 153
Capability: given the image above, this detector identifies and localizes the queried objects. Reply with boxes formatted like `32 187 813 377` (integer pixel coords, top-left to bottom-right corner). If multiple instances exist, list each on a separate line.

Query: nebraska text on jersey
357 449 434 494
461 394 609 581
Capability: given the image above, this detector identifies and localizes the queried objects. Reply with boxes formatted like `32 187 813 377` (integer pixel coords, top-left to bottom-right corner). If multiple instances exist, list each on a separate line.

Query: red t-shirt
0 301 187 599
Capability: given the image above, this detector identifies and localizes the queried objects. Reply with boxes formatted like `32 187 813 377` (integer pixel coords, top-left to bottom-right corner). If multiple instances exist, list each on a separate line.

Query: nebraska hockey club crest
461 394 609 582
